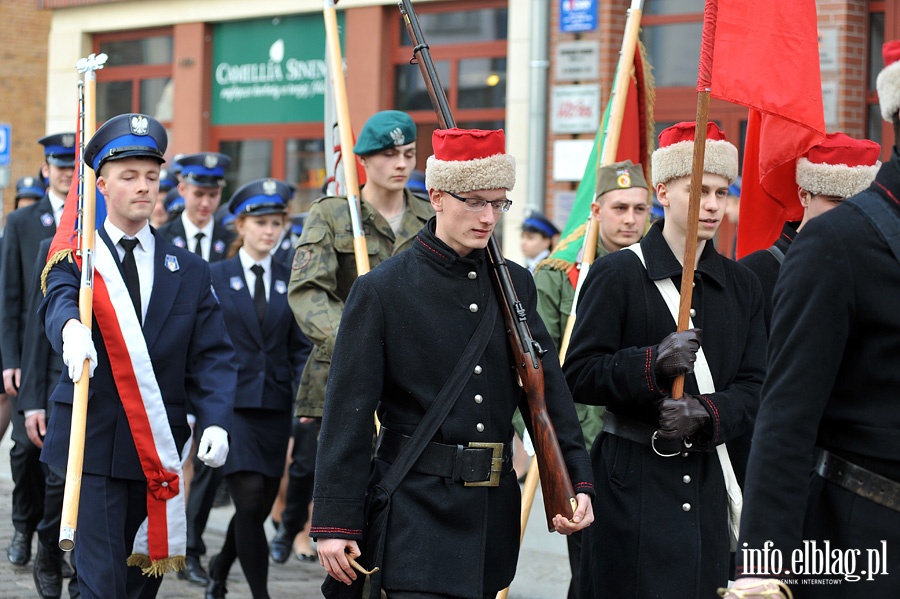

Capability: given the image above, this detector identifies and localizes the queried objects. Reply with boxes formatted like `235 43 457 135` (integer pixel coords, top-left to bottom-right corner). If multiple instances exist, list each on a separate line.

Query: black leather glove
653 329 702 380
657 394 710 441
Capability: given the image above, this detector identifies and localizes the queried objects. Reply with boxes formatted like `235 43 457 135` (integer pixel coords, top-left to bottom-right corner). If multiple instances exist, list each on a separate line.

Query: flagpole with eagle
55 52 107 552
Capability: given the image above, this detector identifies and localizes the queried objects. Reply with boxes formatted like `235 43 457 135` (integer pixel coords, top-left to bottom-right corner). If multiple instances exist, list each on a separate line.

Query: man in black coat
740 132 881 331
313 128 595 599
724 41 900 599
2 133 75 567
564 122 766 599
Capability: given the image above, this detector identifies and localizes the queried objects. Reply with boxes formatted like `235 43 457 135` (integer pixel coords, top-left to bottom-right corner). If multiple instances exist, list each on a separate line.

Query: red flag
47 124 83 264
701 0 826 258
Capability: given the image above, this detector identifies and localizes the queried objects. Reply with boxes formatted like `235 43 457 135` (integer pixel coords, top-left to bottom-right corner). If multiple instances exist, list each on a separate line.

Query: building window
391 1 508 165
868 6 887 150
94 29 174 125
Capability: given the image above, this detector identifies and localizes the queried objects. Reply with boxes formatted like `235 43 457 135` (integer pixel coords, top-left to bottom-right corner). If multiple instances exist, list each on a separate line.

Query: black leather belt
815 449 900 513
376 428 512 487
602 411 685 455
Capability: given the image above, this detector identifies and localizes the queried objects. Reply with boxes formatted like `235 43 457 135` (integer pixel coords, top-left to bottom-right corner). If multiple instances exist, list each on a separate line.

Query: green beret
353 110 416 156
595 160 649 199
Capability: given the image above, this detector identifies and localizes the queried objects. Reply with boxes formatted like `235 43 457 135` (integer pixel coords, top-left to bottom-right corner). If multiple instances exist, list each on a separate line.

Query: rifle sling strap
375 291 498 497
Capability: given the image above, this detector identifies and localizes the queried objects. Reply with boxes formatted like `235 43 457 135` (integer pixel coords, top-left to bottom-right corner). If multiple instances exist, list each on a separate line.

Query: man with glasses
312 127 594 599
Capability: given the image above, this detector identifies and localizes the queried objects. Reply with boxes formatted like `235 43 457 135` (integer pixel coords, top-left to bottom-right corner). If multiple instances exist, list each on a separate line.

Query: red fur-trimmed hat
651 122 738 186
795 132 880 198
425 128 516 193
877 40 900 121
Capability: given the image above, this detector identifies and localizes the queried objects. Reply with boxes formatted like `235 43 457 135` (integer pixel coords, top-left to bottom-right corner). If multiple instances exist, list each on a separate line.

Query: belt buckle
464 442 503 487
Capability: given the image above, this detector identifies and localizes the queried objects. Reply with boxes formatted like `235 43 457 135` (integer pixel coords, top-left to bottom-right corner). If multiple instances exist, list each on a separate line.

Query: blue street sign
0 124 9 166
560 0 598 33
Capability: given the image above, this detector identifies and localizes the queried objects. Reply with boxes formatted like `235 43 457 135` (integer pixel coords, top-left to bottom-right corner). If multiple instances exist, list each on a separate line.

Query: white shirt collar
48 190 66 222
104 219 154 252
238 247 272 273
181 212 214 240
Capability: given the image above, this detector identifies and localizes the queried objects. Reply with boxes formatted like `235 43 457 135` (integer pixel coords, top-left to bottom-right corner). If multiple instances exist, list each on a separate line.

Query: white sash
625 242 742 550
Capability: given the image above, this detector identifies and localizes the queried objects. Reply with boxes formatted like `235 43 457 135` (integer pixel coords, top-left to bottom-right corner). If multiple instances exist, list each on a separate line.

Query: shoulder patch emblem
293 247 312 271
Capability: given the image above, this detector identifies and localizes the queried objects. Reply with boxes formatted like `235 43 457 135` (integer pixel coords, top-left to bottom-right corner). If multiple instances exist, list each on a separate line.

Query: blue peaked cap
176 152 231 187
228 178 293 216
83 114 167 172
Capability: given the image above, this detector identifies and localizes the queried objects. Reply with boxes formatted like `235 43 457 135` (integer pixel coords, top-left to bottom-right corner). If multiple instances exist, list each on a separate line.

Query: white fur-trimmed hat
877 40 900 121
425 128 515 193
651 122 738 186
795 132 881 198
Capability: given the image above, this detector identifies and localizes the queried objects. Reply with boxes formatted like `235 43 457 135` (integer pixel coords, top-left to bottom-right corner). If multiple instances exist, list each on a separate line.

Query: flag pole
558 0 645 363
323 0 370 276
670 0 717 400
497 3 646 598
59 52 107 552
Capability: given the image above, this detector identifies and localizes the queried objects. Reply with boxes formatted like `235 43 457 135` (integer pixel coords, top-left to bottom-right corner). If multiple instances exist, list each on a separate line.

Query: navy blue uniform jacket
209 256 308 411
158 217 234 263
0 195 57 369
39 228 236 480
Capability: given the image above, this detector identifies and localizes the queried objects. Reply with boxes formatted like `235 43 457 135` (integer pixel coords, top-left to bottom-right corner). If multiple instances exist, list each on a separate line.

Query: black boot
269 523 293 564
7 530 33 566
177 554 209 585
33 543 63 599
205 554 227 599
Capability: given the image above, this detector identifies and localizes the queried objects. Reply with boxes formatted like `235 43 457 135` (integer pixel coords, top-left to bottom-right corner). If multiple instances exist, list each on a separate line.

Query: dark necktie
251 264 267 325
119 238 142 325
193 232 205 257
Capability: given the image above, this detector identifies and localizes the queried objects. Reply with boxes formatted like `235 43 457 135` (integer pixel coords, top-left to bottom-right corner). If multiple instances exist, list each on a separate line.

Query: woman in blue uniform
206 179 309 599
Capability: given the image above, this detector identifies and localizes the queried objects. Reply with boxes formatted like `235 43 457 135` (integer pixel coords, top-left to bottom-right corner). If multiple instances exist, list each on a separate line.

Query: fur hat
795 132 881 198
651 122 738 186
425 128 515 193
877 40 900 121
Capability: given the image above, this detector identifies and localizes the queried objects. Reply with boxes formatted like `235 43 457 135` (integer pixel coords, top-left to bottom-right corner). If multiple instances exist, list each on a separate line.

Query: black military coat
736 152 900 597
311 219 594 598
564 221 767 599
739 221 798 332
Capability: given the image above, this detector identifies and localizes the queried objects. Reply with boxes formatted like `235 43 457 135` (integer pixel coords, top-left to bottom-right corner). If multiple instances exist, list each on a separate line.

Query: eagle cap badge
262 179 277 195
130 115 150 136
204 154 218 169
389 127 405 146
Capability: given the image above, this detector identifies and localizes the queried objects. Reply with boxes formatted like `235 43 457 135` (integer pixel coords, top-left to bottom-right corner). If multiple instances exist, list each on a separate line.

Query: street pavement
0 429 571 598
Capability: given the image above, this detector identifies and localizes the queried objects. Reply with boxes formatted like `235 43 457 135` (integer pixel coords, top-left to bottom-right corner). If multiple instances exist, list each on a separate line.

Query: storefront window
399 7 507 44
94 29 174 125
218 140 273 203
641 23 703 88
644 0 704 16
285 138 327 214
394 62 451 112
98 35 172 67
458 58 506 109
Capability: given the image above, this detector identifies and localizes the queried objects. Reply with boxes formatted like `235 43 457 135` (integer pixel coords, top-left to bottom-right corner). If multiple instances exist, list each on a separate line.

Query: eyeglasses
444 190 513 213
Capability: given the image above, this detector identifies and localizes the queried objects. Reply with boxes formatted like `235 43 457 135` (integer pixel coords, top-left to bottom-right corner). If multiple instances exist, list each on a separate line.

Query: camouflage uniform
533 243 608 451
288 188 434 417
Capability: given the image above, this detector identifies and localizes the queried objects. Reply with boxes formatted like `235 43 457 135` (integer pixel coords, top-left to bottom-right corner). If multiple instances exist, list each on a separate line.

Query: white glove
197 425 229 468
62 320 98 383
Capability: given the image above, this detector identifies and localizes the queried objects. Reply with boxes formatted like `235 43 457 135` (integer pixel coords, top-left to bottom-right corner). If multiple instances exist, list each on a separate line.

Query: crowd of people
3 40 900 599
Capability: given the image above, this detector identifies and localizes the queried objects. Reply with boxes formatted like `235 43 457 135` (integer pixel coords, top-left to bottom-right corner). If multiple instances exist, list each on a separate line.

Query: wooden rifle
398 0 576 529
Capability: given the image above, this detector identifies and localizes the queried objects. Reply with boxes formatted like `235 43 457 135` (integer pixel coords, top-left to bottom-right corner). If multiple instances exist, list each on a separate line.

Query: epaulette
310 194 344 206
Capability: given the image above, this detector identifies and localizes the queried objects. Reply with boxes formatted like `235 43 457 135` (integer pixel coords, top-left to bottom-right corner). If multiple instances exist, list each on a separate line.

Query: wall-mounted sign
556 41 600 82
560 0 598 33
551 84 601 134
553 139 595 181
212 14 343 125
819 28 839 73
